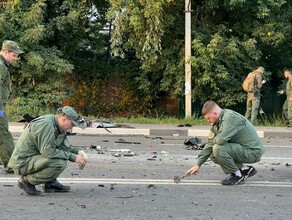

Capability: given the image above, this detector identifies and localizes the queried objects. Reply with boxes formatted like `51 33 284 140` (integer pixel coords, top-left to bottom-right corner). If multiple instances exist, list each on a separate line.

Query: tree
108 0 292 110
0 0 90 114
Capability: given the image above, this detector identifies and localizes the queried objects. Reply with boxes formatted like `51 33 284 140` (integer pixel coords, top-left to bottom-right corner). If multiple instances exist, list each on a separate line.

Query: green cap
2 40 24 54
57 106 85 128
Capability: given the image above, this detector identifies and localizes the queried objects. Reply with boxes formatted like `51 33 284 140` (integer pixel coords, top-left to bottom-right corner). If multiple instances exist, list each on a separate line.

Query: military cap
57 106 85 128
2 40 24 54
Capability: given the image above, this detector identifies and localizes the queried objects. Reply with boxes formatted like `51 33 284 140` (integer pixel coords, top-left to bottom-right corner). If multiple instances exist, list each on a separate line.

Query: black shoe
4 166 14 174
241 166 257 179
43 180 70 193
221 174 245 185
17 176 42 195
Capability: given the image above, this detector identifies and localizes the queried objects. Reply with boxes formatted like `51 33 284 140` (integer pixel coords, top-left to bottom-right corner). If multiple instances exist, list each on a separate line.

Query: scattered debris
147 184 155 189
147 157 157 161
18 113 38 123
184 137 205 150
115 139 141 144
87 119 134 129
109 149 136 157
92 122 118 129
173 173 191 183
177 124 192 127
145 136 163 140
116 196 134 199
90 145 101 150
110 184 115 190
89 145 105 154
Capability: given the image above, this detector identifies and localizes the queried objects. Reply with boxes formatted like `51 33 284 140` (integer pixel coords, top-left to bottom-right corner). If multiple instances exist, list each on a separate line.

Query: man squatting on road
8 106 88 195
186 101 265 185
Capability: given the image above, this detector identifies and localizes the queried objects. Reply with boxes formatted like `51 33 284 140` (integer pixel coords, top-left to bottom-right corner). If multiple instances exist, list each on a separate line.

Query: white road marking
265 145 292 148
1 177 291 187
262 157 292 160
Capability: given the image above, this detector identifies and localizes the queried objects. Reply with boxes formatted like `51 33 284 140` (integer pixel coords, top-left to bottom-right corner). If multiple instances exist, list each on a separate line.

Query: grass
7 105 287 127
112 115 208 125
111 115 286 127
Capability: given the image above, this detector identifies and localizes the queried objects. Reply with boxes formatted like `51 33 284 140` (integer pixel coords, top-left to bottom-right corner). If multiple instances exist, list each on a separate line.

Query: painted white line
265 145 292 148
262 157 292 160
1 178 291 187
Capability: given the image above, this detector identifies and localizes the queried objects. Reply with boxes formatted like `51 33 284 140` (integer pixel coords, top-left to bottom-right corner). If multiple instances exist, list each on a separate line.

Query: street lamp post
185 0 192 118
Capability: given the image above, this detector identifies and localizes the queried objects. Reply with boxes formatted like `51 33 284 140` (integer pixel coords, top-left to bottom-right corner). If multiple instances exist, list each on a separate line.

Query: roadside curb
9 123 292 138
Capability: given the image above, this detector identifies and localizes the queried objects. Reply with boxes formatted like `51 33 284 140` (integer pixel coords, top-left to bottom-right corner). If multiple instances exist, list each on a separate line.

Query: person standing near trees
282 69 292 127
0 40 24 173
243 66 265 124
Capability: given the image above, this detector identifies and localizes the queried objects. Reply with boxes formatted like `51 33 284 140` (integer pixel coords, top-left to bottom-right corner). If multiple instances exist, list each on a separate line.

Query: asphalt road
0 133 292 220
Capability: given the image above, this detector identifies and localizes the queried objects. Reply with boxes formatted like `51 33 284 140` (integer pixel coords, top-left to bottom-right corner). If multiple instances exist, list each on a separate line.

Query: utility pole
185 0 192 118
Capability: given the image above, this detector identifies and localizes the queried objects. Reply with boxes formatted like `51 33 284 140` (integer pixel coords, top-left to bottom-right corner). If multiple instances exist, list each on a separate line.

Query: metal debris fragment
109 149 136 157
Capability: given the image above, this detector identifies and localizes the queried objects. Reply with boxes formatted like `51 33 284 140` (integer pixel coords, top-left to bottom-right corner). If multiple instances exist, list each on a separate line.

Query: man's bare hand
75 154 87 169
78 150 88 160
185 165 200 175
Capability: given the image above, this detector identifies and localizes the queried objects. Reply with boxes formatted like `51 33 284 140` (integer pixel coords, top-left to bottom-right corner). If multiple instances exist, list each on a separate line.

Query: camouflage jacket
0 55 10 109
196 109 265 166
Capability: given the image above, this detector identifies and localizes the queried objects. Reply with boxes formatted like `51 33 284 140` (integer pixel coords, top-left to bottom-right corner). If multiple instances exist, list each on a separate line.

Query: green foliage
108 0 292 110
0 0 89 112
6 97 55 121
1 0 292 119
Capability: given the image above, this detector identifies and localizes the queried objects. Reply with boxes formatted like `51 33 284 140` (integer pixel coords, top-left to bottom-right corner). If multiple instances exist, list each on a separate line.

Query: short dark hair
202 101 218 115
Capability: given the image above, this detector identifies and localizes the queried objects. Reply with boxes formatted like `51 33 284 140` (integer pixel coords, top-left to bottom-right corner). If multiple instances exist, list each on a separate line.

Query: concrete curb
9 123 292 138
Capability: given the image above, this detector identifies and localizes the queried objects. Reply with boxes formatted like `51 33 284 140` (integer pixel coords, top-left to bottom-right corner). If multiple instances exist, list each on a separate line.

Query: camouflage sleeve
287 79 292 99
212 113 245 145
195 142 213 166
255 73 263 90
33 122 77 162
0 64 6 108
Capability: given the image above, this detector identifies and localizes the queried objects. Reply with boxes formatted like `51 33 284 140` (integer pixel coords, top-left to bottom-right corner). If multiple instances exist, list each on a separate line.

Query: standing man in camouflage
0 40 24 172
8 106 88 195
185 101 265 185
282 69 292 127
244 66 265 124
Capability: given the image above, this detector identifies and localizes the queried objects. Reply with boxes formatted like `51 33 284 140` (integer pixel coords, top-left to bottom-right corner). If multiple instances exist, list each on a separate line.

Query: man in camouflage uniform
244 66 265 124
8 106 88 195
185 101 265 185
282 69 292 127
0 40 24 172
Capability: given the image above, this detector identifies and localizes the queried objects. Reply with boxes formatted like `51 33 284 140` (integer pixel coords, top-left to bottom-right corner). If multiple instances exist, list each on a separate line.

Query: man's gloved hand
262 80 266 84
277 90 284 94
78 150 88 160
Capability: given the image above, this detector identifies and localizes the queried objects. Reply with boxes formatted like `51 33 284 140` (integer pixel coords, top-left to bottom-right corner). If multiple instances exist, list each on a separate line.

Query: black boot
18 176 42 195
43 179 70 193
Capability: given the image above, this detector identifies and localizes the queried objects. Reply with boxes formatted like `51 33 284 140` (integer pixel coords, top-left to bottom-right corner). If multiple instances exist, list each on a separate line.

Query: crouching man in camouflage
8 106 88 195
185 101 265 185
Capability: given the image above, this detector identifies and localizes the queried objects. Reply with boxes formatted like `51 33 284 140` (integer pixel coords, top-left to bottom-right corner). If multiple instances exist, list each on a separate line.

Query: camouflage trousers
0 111 14 172
282 100 292 126
209 143 264 174
12 155 67 185
245 92 260 124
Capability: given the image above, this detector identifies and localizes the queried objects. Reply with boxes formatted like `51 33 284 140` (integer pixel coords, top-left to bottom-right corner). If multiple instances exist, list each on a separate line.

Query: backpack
242 71 256 92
